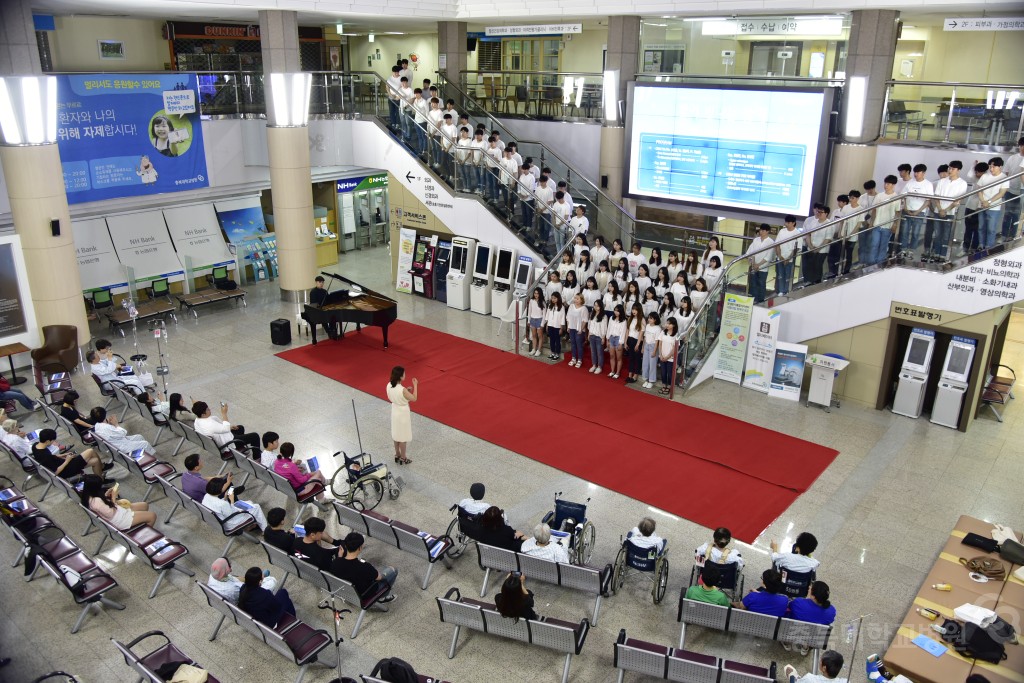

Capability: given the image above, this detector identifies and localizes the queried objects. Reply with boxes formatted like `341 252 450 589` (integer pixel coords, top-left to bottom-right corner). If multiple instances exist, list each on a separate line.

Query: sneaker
797 644 810 656
612 373 619 379
32 402 43 412
521 337 530 345
548 354 558 360
574 360 582 368
642 381 653 388
102 462 114 471
379 594 397 604
608 370 615 377
625 377 636 384
534 350 542 357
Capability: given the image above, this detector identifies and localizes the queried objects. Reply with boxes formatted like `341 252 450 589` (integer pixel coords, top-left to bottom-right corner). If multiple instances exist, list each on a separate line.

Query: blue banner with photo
56 74 209 204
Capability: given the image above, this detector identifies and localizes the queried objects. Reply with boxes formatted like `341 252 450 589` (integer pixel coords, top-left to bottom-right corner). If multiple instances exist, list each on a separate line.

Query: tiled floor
2 244 1022 682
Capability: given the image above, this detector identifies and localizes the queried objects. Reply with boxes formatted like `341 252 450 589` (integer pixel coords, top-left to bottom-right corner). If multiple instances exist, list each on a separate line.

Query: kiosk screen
451 245 467 272
515 262 531 286
474 246 490 275
496 251 513 279
948 346 972 376
414 242 427 261
907 338 929 366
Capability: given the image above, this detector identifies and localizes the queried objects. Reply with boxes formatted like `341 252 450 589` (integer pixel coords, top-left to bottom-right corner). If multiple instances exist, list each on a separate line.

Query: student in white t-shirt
606 303 627 379
774 215 800 295
931 160 968 260
527 287 546 357
260 431 280 469
626 242 648 278
640 312 661 389
656 318 679 394
565 293 590 368
900 163 933 255
978 156 1010 249
542 291 567 362
587 299 608 374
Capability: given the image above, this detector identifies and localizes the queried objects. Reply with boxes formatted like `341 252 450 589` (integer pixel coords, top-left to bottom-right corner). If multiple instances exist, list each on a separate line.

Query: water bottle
845 622 855 644
931 624 950 635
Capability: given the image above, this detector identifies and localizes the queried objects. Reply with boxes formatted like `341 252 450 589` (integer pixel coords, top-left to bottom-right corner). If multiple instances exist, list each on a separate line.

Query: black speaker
270 318 292 345
467 37 477 52
50 219 60 236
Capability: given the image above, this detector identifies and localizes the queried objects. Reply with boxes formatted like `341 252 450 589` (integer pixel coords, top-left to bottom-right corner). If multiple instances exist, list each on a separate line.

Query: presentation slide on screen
628 86 826 214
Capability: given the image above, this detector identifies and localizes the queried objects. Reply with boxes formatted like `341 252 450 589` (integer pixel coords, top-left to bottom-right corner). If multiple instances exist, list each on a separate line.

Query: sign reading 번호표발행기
56 74 208 204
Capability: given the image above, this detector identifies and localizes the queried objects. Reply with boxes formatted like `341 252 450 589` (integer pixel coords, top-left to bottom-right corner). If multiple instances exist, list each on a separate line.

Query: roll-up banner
73 218 128 293
742 307 782 393
105 212 184 283
714 293 754 384
396 228 417 294
163 204 235 275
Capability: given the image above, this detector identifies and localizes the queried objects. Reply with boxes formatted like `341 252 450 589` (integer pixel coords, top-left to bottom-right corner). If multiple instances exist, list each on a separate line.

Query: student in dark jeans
330 532 397 602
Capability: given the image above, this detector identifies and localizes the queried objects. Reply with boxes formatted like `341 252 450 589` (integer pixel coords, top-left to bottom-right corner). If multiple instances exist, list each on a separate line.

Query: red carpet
277 320 838 542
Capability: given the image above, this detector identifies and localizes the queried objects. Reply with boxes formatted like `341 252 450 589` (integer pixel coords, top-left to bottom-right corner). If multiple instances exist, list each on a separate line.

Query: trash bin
270 319 291 346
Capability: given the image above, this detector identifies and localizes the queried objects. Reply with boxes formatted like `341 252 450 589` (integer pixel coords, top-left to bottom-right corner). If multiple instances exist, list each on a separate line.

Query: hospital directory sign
55 74 209 204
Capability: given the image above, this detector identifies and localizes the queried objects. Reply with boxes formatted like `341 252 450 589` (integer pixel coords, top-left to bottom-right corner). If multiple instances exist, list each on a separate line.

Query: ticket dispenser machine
470 243 496 315
446 237 476 310
433 240 452 304
490 247 517 318
513 255 534 297
892 328 936 418
409 235 437 299
930 336 977 428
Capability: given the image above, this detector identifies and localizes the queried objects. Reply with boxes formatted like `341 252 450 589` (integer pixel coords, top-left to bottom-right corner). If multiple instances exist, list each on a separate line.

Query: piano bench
296 313 310 337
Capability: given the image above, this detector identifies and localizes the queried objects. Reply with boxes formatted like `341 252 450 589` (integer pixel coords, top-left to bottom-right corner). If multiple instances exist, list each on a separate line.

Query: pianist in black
302 272 398 348
309 276 339 340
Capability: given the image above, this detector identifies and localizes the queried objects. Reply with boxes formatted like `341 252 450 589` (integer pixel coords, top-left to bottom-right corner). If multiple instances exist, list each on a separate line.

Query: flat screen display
625 83 832 217
451 245 467 272
496 250 513 278
414 242 427 262
515 262 531 286
474 245 491 275
947 345 973 377
906 338 930 367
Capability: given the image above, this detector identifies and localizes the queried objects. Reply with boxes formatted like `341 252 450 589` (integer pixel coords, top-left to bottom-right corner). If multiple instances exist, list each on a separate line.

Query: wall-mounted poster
0 243 28 337
56 73 209 204
213 197 269 244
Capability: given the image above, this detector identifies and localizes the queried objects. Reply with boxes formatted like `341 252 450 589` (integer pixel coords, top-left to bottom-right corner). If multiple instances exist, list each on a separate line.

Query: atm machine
408 234 437 298
930 336 977 428
470 242 496 315
490 247 517 318
446 237 476 310
433 240 452 304
892 327 936 418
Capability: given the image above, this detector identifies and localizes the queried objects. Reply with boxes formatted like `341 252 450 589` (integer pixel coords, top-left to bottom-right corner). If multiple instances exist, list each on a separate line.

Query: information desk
884 515 1023 683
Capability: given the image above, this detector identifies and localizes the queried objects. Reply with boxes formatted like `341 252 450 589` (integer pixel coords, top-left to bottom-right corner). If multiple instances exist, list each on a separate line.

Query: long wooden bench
197 581 335 683
157 474 260 557
475 541 611 625
176 288 247 318
436 586 590 683
614 629 776 683
677 593 832 673
113 630 222 683
334 502 453 590
260 540 394 638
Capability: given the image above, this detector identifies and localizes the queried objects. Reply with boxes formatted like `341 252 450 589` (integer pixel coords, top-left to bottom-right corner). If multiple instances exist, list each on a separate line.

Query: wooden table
0 341 29 385
884 515 1024 683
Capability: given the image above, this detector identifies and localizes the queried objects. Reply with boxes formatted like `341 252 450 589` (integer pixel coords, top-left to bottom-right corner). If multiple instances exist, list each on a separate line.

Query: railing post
943 86 957 143
514 298 521 355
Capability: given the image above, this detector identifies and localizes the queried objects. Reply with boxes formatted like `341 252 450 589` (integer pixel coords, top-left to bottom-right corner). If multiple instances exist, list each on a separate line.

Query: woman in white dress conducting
387 365 418 465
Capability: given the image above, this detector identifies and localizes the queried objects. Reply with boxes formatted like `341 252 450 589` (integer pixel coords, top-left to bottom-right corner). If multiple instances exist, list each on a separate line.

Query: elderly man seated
627 516 666 552
520 523 570 564
86 339 148 393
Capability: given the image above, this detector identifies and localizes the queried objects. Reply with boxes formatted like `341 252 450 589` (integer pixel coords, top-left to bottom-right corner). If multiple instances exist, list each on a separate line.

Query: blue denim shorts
529 317 542 329
608 335 621 348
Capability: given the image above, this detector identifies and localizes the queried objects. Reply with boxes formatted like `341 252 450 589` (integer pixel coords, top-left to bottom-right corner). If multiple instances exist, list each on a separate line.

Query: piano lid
319 272 397 305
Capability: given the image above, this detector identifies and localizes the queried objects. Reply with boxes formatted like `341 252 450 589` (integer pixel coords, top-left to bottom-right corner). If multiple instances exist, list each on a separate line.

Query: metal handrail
681 168 1024 391
635 73 845 84
887 80 1024 89
463 70 603 78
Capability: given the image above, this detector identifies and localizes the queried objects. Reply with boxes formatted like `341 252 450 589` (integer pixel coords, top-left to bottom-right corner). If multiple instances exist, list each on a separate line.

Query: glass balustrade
883 81 1023 146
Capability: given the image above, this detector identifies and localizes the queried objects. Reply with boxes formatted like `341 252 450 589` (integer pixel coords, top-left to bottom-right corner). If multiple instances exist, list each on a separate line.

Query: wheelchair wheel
386 474 401 500
444 517 468 559
576 521 596 565
653 557 670 604
328 472 350 499
611 545 626 595
349 477 384 511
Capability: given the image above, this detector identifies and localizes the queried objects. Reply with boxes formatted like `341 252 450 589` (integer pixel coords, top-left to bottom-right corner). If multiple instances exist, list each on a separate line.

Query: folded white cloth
992 524 1019 544
954 603 997 627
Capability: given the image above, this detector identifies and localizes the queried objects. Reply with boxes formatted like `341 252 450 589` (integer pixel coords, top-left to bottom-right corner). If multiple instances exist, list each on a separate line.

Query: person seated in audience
260 431 280 468
263 507 295 552
520 523 570 564
89 406 154 455
0 371 38 411
192 400 260 452
331 532 398 603
59 391 95 439
785 581 836 655
167 393 195 422
273 442 327 504
684 562 731 607
477 505 525 552
784 650 845 683
86 341 148 393
79 473 156 529
290 517 339 570
734 569 789 616
202 477 268 530
31 428 109 479
771 532 821 574
207 557 277 604
181 453 241 502
495 572 538 622
458 482 491 515
237 565 296 628
627 516 666 551
695 526 744 570
1 418 33 458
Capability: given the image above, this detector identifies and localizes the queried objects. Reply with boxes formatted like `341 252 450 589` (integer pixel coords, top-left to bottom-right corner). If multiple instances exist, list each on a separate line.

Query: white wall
347 34 439 83
495 117 601 182
50 16 169 72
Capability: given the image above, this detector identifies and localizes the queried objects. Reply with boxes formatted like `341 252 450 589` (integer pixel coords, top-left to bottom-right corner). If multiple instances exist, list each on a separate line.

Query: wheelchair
327 450 402 510
444 504 485 559
541 493 596 566
611 533 670 604
688 558 745 601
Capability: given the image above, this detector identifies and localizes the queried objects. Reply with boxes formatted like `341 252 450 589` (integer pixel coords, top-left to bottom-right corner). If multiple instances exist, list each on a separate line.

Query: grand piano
301 272 398 348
